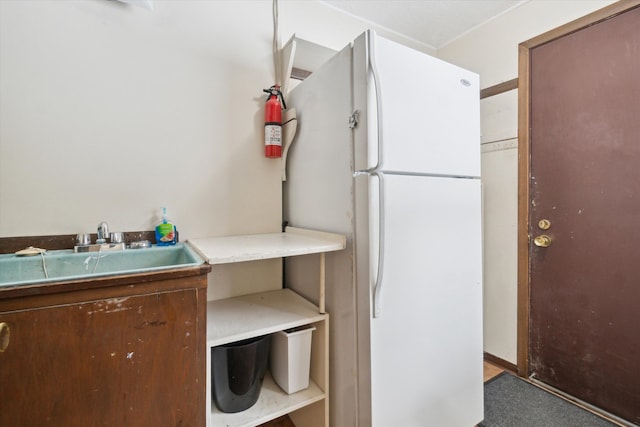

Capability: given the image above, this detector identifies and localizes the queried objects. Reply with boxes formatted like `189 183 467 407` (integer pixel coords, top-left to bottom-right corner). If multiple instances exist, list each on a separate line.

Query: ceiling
320 0 529 49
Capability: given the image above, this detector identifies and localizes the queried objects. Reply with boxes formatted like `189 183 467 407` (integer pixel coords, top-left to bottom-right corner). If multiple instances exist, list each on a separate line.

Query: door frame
516 0 640 377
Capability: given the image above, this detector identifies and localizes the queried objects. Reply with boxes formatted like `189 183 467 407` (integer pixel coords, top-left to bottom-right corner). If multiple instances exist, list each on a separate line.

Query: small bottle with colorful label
155 207 177 246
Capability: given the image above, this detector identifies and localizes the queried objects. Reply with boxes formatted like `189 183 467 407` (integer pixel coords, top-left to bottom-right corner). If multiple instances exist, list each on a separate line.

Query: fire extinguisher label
265 124 282 147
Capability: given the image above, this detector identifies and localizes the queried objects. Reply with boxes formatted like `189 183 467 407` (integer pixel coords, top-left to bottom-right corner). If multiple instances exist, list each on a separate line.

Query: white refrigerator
283 31 483 427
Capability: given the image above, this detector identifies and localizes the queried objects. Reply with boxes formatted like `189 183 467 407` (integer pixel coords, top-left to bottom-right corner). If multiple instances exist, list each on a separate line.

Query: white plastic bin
270 325 316 394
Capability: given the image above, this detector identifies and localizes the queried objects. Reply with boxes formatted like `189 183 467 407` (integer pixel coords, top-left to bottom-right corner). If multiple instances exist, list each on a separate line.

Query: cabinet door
1 289 203 426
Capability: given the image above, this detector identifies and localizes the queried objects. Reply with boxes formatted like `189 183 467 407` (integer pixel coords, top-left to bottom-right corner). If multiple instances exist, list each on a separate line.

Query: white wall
437 0 616 364
1 1 271 239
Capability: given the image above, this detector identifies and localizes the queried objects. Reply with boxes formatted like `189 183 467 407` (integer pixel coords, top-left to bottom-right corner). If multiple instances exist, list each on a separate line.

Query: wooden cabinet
0 267 209 426
189 227 346 427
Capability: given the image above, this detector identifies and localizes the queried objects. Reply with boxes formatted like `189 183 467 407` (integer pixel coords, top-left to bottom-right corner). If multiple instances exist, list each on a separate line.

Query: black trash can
211 334 271 413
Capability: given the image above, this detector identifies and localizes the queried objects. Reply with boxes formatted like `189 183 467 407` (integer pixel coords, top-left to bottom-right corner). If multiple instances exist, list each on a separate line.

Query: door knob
534 235 552 248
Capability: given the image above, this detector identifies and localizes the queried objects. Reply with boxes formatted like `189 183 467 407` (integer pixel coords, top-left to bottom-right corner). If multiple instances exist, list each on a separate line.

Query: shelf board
212 371 325 427
207 288 326 347
188 227 346 265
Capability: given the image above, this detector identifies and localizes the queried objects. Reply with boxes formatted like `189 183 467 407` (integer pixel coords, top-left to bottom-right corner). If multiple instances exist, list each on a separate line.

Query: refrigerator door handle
365 32 386 318
366 31 384 173
371 170 385 318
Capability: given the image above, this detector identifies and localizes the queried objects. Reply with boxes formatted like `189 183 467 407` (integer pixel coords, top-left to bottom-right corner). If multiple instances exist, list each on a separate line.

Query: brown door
519 3 640 425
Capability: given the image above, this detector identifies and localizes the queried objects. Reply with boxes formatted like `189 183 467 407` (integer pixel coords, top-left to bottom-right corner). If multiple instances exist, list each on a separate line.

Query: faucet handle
110 232 125 244
76 234 91 246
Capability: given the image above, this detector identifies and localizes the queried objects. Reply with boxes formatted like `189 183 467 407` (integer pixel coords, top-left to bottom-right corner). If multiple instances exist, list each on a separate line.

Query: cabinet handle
0 322 9 352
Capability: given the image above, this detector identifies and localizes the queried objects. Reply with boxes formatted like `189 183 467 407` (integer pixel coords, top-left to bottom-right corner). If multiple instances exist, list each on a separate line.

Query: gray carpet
479 372 618 427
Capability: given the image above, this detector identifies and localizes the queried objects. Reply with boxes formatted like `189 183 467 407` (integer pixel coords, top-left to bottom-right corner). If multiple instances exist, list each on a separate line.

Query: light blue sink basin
0 243 205 288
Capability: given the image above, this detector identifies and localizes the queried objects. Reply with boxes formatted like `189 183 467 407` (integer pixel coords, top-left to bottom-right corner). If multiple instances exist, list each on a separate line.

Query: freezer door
366 33 480 177
368 174 483 427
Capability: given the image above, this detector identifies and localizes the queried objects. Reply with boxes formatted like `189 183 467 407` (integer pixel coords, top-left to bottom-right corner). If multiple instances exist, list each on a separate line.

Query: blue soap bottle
155 207 177 246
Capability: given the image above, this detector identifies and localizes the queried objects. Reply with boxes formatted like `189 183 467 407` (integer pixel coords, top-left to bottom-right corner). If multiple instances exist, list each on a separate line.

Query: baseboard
484 352 517 373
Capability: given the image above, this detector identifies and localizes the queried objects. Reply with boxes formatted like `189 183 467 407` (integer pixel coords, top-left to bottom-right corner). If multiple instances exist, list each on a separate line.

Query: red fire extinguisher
263 85 286 158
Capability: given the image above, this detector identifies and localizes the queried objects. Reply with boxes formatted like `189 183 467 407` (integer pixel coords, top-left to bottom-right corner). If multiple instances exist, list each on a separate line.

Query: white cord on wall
272 0 282 86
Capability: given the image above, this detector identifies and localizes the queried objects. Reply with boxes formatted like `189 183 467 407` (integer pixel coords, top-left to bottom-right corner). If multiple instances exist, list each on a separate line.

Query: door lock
534 235 552 248
538 219 551 230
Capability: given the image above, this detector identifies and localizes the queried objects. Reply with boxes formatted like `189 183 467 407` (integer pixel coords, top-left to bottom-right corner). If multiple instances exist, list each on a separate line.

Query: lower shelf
211 370 325 427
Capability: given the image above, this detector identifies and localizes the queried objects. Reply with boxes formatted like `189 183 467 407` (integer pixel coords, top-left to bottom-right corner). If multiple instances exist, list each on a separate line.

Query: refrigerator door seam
379 170 481 180
355 170 481 180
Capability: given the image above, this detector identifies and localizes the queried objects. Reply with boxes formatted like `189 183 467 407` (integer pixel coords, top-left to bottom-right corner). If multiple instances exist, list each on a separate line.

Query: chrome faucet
74 221 125 253
97 221 109 243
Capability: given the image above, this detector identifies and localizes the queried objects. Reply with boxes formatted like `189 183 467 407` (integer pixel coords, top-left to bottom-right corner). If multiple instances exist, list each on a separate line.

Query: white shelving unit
188 227 346 427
